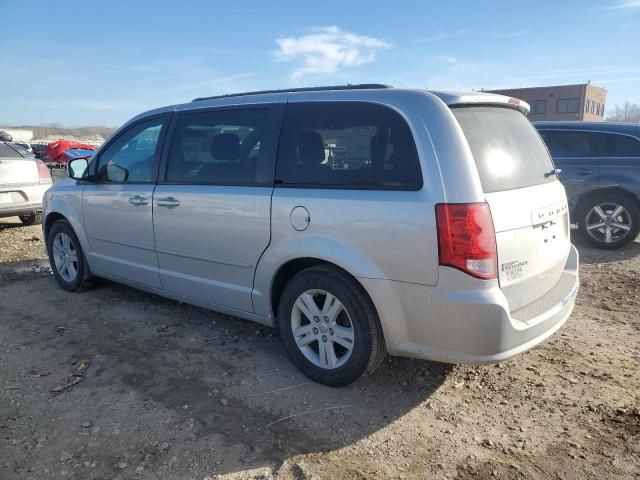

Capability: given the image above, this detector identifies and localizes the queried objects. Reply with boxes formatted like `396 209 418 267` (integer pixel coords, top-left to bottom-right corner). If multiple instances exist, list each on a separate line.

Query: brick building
487 83 607 121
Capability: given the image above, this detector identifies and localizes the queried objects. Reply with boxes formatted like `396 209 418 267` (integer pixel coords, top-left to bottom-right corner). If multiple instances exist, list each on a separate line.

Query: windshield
452 106 556 193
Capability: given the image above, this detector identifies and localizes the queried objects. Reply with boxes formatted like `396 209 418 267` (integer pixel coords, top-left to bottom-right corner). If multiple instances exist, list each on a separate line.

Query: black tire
577 193 640 250
277 265 386 387
46 220 96 292
19 213 42 225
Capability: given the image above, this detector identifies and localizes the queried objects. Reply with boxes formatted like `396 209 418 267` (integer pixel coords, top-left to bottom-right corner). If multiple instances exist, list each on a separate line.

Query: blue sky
1 0 639 126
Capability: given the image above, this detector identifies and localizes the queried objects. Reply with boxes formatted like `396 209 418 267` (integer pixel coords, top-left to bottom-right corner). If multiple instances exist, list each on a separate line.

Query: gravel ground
0 216 638 480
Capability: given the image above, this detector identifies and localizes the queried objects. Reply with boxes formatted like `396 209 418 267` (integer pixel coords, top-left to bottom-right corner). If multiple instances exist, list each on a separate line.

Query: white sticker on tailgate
501 259 528 281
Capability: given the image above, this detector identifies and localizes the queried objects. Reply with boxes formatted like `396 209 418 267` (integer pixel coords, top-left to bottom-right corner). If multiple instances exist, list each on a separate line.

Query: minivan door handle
156 197 180 208
128 195 148 206
578 168 592 176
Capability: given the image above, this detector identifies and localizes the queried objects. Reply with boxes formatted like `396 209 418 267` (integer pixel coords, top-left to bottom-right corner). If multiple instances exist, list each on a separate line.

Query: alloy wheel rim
585 202 632 244
290 289 355 369
52 232 79 282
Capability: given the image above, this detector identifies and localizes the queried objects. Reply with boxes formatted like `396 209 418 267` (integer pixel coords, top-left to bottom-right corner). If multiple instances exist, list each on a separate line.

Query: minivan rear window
0 143 25 158
452 106 555 193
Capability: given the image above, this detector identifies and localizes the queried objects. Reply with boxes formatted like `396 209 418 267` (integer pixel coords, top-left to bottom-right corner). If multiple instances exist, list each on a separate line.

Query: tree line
606 101 640 123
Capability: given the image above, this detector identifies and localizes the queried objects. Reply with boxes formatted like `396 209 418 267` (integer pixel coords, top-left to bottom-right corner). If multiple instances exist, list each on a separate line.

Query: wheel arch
270 257 374 318
43 206 91 263
253 234 388 319
44 211 67 239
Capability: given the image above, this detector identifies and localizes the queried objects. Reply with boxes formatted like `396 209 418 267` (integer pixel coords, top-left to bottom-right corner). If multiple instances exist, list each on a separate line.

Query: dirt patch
1 218 639 479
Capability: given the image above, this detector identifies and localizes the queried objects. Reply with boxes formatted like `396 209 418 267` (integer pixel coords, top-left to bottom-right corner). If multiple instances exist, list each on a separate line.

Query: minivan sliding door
153 104 284 313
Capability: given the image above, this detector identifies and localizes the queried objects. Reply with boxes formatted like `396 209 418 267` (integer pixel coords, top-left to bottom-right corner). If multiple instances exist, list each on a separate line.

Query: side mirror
68 158 89 180
106 163 129 182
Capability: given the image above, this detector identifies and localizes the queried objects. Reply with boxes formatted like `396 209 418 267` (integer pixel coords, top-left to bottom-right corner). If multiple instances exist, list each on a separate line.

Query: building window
557 98 580 114
530 100 546 115
568 98 580 113
585 100 590 113
557 99 568 114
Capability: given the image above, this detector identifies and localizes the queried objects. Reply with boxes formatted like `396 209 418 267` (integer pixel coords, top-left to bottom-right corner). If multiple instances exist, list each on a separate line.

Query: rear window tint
0 143 24 158
610 133 640 156
276 102 422 190
539 131 607 157
539 130 640 157
452 107 555 193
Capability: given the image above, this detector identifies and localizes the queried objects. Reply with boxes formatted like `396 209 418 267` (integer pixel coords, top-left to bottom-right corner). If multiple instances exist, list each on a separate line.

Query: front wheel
277 265 386 387
578 193 640 249
46 220 96 292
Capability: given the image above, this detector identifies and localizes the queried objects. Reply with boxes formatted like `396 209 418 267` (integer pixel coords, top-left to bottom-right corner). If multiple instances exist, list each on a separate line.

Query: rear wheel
46 220 96 292
19 213 42 225
578 193 639 249
277 265 386 387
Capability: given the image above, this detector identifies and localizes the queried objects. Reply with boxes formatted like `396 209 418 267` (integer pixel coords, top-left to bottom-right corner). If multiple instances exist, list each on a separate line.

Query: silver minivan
43 85 579 386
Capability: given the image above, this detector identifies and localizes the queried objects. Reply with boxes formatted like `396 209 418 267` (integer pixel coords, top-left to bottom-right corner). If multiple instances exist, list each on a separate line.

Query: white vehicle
0 142 51 225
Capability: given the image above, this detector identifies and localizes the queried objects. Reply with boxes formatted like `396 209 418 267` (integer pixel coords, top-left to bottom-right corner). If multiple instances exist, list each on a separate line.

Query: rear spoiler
427 91 530 115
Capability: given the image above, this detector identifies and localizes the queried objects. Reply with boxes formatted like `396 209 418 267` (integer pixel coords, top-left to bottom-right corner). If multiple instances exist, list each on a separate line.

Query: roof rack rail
192 84 392 102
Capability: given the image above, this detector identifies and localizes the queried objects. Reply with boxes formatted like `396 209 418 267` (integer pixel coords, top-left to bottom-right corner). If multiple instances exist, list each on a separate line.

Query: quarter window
97 119 165 182
165 108 276 185
276 102 422 190
610 134 640 156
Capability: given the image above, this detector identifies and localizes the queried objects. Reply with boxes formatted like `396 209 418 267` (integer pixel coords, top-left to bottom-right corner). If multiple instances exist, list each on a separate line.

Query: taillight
436 202 497 280
36 160 52 184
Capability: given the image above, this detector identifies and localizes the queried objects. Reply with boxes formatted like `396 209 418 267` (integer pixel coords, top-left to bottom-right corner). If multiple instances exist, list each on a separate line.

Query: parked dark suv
534 121 640 249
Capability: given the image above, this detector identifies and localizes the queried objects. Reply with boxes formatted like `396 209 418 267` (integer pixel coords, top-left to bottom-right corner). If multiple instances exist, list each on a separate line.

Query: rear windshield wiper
544 168 562 178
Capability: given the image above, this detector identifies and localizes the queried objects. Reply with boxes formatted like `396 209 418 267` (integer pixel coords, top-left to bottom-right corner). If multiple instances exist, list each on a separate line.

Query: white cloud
142 72 258 98
609 0 640 8
274 26 390 79
434 55 457 65
416 29 527 43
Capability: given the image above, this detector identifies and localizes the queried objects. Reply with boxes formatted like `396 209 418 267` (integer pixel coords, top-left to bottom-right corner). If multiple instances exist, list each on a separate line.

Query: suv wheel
277 265 386 386
19 213 42 225
578 193 640 249
47 220 96 292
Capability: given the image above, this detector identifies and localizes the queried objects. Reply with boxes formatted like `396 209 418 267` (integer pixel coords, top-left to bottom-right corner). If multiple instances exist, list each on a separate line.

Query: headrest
211 133 240 161
296 130 325 164
370 130 387 168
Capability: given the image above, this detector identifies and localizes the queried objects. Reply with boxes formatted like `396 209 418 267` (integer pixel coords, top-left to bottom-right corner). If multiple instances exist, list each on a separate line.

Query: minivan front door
152 105 283 312
83 117 167 288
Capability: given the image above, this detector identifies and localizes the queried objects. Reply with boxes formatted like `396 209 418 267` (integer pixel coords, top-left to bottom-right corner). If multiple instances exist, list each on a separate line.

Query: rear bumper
0 184 48 218
0 205 42 218
361 244 579 364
